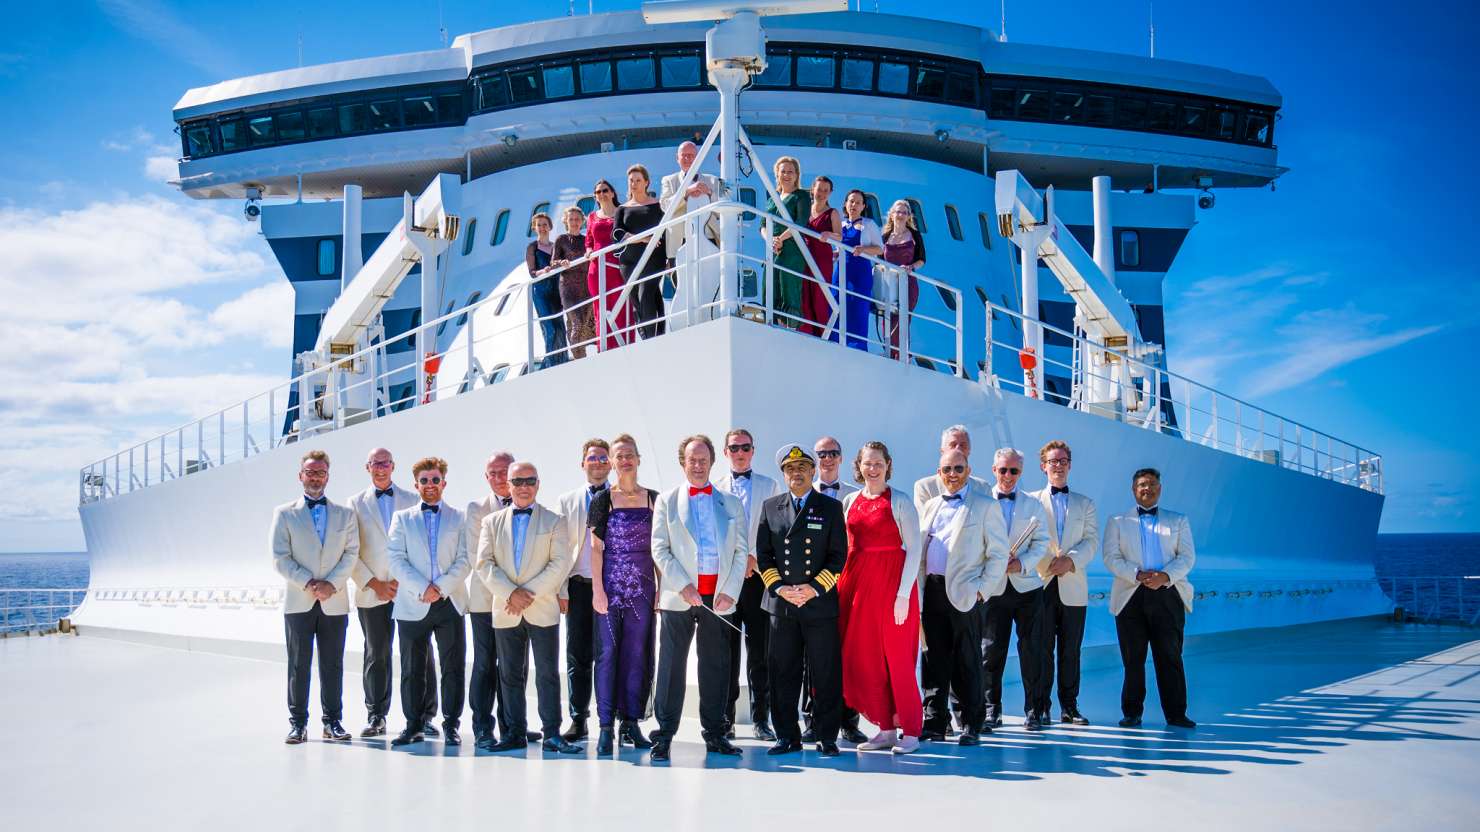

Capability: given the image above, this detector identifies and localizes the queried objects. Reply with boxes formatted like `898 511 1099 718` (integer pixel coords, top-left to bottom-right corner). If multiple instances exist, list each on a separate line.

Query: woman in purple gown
588 433 659 754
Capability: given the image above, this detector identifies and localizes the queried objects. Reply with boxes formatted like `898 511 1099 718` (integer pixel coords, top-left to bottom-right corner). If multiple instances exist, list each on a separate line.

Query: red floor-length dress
800 207 837 337
585 211 629 350
838 488 923 736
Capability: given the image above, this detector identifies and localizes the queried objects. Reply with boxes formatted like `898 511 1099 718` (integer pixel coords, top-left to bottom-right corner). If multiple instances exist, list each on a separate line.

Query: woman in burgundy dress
838 440 924 754
880 199 926 359
550 206 593 359
585 179 628 351
801 175 842 338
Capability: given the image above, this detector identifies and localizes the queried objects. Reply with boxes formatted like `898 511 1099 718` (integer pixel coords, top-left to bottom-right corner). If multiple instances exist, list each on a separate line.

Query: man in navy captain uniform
756 443 848 756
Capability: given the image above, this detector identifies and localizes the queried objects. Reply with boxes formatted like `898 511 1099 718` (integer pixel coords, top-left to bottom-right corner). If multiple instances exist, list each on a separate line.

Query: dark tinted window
457 292 481 326
1245 113 1270 144
989 86 1016 118
219 118 247 151
1120 230 1140 267
1117 97 1147 130
864 193 880 221
274 111 306 141
576 196 596 217
877 61 909 94
338 103 368 135
1212 108 1237 139
1018 89 1050 119
543 65 574 98
490 209 511 246
755 54 791 87
841 58 873 91
247 115 274 145
616 57 655 90
977 212 993 250
945 72 975 105
306 107 336 137
579 60 612 93
914 66 946 99
437 93 463 122
1147 100 1176 131
660 54 701 87
796 54 835 88
1180 105 1206 136
403 96 437 127
906 198 928 233
1052 90 1084 123
944 204 963 241
184 124 213 156
462 219 477 256
1085 94 1115 126
316 239 336 276
368 100 399 131
508 68 542 103
479 74 509 109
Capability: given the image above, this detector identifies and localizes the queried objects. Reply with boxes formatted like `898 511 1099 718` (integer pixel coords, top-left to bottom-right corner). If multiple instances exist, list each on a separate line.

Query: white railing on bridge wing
77 199 1379 504
0 588 88 635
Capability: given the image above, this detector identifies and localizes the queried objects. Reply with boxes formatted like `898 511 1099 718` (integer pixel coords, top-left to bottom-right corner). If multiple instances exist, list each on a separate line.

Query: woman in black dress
612 164 668 340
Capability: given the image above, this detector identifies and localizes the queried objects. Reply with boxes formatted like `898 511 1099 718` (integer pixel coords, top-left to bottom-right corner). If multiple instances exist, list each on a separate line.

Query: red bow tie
688 484 713 497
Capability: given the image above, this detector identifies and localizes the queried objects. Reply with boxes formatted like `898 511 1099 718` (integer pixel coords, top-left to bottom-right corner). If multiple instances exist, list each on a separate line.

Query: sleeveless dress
590 490 658 726
882 236 921 360
801 206 837 337
838 488 923 736
837 217 874 350
585 211 628 350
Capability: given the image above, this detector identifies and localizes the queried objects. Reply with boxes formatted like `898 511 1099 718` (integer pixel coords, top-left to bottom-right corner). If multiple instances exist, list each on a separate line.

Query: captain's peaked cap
774 443 816 470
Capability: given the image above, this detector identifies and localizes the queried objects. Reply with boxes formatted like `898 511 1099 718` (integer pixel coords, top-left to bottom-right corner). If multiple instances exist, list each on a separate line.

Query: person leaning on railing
585 179 627 351
526 212 570 368
801 175 843 339
837 189 884 351
551 206 593 360
880 199 926 360
613 164 668 341
764 155 810 329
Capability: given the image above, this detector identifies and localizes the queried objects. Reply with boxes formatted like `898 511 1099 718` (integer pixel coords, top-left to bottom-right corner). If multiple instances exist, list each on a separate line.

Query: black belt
568 575 592 584
925 574 946 584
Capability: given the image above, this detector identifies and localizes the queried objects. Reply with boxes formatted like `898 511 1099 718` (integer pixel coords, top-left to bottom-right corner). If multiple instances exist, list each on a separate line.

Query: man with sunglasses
475 462 582 753
554 439 613 742
464 451 528 747
1026 440 1099 726
348 447 436 739
981 447 1052 731
715 428 780 742
386 457 472 747
919 448 1010 744
912 425 990 513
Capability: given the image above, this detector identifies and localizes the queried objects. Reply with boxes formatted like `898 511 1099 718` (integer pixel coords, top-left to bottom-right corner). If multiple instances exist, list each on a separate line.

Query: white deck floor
4 618 1477 830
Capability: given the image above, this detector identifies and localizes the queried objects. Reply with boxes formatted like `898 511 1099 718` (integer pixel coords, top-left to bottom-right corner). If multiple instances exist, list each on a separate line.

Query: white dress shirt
924 487 969 576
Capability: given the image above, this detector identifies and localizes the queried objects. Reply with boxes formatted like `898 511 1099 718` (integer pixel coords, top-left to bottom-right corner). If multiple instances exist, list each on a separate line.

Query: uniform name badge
807 522 823 530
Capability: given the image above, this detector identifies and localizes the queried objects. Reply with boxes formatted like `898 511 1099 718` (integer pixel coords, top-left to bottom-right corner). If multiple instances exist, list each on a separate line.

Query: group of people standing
270 424 1197 759
518 141 933 365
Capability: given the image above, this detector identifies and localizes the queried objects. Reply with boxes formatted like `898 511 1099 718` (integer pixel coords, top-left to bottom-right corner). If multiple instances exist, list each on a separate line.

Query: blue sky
0 0 1475 550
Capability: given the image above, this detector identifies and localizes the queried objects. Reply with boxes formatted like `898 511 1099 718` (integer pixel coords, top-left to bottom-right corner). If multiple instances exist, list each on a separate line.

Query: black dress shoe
284 724 307 745
421 722 440 738
650 739 672 762
1062 710 1090 726
488 736 528 752
525 730 543 742
322 720 352 741
1024 714 1044 732
391 727 425 746
840 726 869 744
543 736 584 754
985 715 1003 729
474 729 493 746
724 727 737 740
767 738 803 755
817 741 840 757
443 725 461 746
753 722 778 742
562 721 589 742
705 735 743 756
1119 716 1143 728
1167 716 1198 729
620 721 654 749
958 732 981 746
596 727 615 755
361 716 387 738
799 726 817 743
919 728 947 742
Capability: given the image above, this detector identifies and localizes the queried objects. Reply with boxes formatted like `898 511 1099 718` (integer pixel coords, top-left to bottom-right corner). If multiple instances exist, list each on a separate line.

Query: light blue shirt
306 497 327 545
728 472 753 525
375 488 395 531
423 504 442 584
1138 509 1164 571
995 489 1017 533
691 489 720 576
511 509 532 573
925 485 968 576
1050 490 1068 544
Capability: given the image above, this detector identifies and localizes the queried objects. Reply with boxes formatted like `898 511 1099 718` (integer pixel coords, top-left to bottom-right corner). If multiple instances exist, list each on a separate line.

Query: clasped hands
503 587 535 615
306 579 337 601
777 585 818 607
1047 555 1075 577
679 584 734 613
366 577 398 602
420 583 446 604
685 180 712 199
1135 569 1170 589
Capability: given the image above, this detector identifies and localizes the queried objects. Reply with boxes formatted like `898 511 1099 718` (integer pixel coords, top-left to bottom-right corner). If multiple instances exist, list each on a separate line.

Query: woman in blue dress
836 189 885 350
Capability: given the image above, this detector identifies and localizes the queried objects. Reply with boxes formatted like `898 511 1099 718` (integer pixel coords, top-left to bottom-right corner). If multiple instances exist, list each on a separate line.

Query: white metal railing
1378 576 1480 625
78 197 1379 503
978 300 1384 493
0 588 88 634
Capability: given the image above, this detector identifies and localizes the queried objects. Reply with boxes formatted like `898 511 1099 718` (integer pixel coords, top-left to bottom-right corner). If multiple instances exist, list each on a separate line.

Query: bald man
660 140 725 329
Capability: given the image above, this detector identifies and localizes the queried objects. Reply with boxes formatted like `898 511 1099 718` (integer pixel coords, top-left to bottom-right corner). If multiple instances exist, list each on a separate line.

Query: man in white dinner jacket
649 434 749 761
463 450 518 746
1026 439 1099 726
386 456 471 747
554 438 612 743
1103 467 1197 730
660 139 726 329
270 449 359 745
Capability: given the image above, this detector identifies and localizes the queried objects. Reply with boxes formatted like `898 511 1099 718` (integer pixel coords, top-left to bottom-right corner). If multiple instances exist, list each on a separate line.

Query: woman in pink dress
585 179 628 351
838 440 924 754
801 176 842 338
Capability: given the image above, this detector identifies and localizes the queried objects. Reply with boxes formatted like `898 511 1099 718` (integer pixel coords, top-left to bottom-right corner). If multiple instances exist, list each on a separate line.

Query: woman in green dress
764 155 811 328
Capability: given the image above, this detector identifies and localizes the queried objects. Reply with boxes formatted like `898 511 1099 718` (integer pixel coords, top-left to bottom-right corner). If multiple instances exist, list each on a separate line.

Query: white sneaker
858 729 897 751
892 735 920 754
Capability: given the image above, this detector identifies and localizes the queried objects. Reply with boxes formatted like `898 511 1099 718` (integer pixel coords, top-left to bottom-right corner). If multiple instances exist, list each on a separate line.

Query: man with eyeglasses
1026 440 1098 726
912 425 990 513
348 447 435 739
715 428 780 742
554 439 613 742
271 450 359 745
386 457 472 747
1103 468 1197 730
464 451 531 746
981 447 1052 731
918 448 1010 745
476 462 582 753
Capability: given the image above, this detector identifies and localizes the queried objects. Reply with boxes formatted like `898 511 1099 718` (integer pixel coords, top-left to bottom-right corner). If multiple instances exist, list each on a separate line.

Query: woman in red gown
801 176 842 338
585 179 629 351
838 440 924 753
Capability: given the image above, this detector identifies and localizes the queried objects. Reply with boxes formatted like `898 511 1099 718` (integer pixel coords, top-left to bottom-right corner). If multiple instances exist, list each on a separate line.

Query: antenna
1149 1 1156 58
1000 0 1007 42
296 30 303 67
437 0 448 48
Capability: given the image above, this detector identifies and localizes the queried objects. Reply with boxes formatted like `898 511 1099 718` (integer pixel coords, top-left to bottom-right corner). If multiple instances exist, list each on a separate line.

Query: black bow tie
733 470 751 480
421 502 440 514
996 491 1016 501
1138 506 1158 516
513 507 533 516
588 483 607 495
944 492 964 502
1051 486 1069 495
304 496 327 508
498 496 513 507
819 481 839 491
375 487 394 498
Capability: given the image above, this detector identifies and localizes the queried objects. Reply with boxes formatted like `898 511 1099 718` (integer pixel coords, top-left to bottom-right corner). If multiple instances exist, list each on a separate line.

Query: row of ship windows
178 44 1274 159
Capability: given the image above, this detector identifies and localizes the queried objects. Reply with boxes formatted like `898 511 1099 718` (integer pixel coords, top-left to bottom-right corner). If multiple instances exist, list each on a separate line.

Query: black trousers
656 598 733 739
494 619 563 739
1040 580 1088 712
922 577 986 732
468 611 499 736
358 602 436 721
769 612 842 743
726 574 770 728
285 601 348 725
565 576 599 723
1116 585 1188 721
802 662 861 734
983 583 1045 717
397 599 466 728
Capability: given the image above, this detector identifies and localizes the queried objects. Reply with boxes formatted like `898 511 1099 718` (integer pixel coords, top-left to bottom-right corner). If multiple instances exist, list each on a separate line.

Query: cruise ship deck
6 617 1475 828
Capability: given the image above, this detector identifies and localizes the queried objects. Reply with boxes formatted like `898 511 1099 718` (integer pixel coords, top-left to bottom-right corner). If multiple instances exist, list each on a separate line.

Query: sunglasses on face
510 476 539 487
417 476 443 485
727 443 753 453
996 467 1021 475
586 455 610 464
939 464 967 474
816 449 842 459
594 188 613 194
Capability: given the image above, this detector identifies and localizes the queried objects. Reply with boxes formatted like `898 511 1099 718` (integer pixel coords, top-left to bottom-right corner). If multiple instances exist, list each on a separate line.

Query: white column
341 184 363 292
1021 243 1041 398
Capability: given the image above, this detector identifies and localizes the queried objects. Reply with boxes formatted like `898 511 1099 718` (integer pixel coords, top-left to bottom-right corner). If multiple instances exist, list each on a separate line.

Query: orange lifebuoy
1018 347 1037 370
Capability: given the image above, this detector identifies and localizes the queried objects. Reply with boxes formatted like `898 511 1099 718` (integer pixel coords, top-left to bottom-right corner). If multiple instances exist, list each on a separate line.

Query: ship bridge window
403 96 438 127
508 67 543 103
616 56 656 90
1180 105 1207 136
1120 230 1140 267
905 198 927 233
579 60 613 94
1117 97 1147 130
544 65 575 99
1244 113 1270 144
1212 107 1238 139
274 111 306 141
944 205 963 241
529 203 550 236
316 239 337 277
248 115 274 145
945 72 976 105
914 66 946 100
841 57 873 91
490 209 511 246
1085 94 1115 126
368 100 400 131
976 212 993 250
796 54 836 88
438 93 463 122
877 61 909 95
338 102 369 135
1052 91 1085 123
462 218 478 256
755 52 791 87
1147 100 1176 132
457 291 481 325
989 86 1016 119
1017 89 1050 120
184 123 214 157
479 74 509 109
660 54 701 88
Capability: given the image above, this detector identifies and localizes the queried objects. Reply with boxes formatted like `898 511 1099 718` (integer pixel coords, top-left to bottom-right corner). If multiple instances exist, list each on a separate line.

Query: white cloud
98 0 238 77
209 281 296 348
145 155 179 183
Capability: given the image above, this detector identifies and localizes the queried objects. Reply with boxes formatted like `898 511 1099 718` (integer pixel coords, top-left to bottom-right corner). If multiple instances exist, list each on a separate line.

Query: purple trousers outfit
595 506 656 727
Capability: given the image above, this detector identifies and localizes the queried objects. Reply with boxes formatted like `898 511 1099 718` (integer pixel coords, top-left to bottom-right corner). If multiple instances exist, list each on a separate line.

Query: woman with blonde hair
880 199 926 359
550 205 593 358
837 440 924 754
763 155 811 328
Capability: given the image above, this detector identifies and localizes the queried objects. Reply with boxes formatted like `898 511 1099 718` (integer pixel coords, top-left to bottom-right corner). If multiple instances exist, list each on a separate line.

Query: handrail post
268 390 276 450
176 429 183 478
143 442 149 487
598 258 608 353
219 411 226 466
984 302 993 380
837 241 848 348
954 288 964 378
196 420 204 468
897 269 910 366
763 227 775 325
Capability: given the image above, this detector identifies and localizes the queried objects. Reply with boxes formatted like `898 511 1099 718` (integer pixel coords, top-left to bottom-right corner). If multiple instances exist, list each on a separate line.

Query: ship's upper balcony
171 11 1282 200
